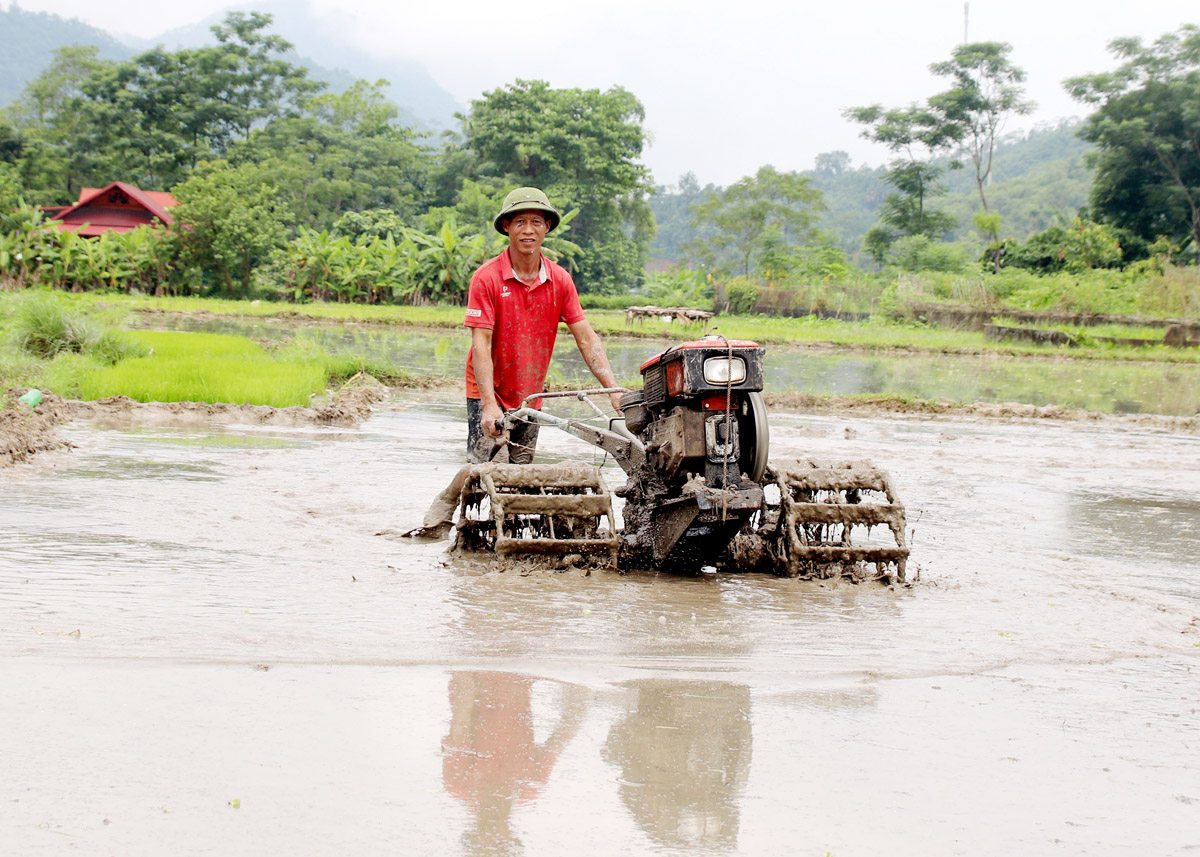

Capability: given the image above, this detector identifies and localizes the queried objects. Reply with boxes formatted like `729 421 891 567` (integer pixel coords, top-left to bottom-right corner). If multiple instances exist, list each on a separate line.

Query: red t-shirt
463 250 586 410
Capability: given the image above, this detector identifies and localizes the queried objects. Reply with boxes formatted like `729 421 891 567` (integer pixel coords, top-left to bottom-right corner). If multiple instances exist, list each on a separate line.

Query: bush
889 236 970 274
724 276 760 314
1138 265 1200 317
578 293 643 310
14 292 101 358
1002 219 1123 273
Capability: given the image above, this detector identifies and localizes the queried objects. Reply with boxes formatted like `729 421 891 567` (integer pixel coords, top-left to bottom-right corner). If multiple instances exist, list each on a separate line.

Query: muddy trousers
465 398 540 465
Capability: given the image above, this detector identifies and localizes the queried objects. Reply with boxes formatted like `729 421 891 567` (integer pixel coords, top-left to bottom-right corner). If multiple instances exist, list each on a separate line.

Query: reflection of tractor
452 335 909 580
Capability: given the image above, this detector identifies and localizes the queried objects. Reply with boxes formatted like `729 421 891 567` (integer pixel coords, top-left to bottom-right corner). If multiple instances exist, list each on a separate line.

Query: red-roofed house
44 182 179 236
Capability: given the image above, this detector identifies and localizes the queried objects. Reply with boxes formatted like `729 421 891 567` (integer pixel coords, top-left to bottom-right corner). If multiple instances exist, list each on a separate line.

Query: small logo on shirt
500 285 512 297
465 308 482 317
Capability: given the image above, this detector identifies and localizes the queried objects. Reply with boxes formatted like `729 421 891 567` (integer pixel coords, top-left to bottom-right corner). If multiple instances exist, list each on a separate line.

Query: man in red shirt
463 187 623 463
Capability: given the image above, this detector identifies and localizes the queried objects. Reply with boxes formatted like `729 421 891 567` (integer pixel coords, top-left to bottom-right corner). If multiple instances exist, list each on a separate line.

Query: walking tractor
451 335 909 580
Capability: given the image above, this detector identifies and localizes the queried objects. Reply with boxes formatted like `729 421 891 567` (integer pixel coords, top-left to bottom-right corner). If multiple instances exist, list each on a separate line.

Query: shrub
724 276 760 314
14 292 100 358
889 236 970 274
1003 219 1123 273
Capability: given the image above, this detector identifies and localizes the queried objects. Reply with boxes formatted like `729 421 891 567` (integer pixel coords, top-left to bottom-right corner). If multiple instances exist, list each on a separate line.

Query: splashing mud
2 390 1198 855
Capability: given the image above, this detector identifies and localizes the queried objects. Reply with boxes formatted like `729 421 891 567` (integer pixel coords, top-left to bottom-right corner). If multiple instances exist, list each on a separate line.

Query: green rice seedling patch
80 331 329 407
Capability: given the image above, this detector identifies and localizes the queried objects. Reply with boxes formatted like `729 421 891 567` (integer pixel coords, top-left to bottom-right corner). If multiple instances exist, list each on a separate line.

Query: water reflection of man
442 670 588 855
603 679 752 851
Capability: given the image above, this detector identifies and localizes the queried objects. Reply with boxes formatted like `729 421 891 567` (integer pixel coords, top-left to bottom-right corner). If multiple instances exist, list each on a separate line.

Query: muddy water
143 316 1200 416
2 396 1199 855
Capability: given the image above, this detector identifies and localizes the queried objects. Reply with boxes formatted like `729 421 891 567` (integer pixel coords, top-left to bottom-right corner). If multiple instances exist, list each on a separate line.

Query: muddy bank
763 391 1200 433
54 370 389 428
0 373 389 467
0 389 75 465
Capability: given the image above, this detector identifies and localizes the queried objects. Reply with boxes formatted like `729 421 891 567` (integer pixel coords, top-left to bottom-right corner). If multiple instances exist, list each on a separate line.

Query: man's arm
471 327 504 437
567 319 624 414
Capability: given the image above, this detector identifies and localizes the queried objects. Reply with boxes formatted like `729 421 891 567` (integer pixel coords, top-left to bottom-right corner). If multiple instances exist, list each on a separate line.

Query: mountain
0 2 462 136
650 121 1094 263
133 1 462 135
0 6 135 106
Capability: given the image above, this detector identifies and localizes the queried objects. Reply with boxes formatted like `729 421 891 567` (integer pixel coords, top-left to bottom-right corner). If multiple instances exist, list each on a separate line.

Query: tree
844 104 957 252
687 165 824 277
1065 24 1200 262
814 151 852 176
7 45 113 199
172 161 290 295
206 13 320 145
928 42 1034 213
10 13 320 194
231 80 432 230
455 79 654 292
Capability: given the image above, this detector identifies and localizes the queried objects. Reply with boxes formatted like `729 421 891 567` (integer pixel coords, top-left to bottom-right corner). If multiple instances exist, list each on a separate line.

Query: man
402 187 622 539
463 186 623 464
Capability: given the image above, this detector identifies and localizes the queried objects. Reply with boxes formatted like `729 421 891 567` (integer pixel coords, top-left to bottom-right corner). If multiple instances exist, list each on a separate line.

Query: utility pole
963 2 970 43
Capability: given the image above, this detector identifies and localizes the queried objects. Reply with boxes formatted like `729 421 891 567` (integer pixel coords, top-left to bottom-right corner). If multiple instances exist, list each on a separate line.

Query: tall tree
10 13 320 193
686 165 824 276
7 45 113 199
845 104 957 251
928 41 1035 214
231 80 432 229
1065 24 1200 262
456 79 654 292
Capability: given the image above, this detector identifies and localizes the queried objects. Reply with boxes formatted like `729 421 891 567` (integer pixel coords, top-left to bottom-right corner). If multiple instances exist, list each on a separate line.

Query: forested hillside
651 121 1093 264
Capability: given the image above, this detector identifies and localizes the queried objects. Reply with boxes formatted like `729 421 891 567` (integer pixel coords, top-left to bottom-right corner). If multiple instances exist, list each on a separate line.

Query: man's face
503 210 550 259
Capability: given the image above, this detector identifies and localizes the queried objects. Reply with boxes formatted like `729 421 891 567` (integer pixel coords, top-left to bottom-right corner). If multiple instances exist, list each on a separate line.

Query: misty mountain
651 121 1094 263
131 1 462 135
0 6 135 106
0 2 462 136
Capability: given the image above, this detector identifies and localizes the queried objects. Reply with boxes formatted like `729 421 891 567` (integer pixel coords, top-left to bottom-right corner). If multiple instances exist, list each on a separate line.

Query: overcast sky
15 0 1200 187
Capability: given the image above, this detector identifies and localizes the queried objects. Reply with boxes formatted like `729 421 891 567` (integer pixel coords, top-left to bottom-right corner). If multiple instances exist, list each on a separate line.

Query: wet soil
763 390 1200 432
0 373 389 469
1 389 75 465
2 391 1198 855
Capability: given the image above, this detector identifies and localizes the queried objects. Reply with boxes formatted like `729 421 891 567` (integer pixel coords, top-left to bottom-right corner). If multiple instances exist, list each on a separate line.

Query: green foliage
845 105 957 249
888 235 970 273
272 217 496 305
686 166 825 278
999 218 1123 273
927 42 1034 213
229 80 430 231
1066 24 1200 262
172 161 290 295
13 291 100 357
642 265 712 307
454 79 654 291
577 293 644 310
724 276 760 314
10 13 321 192
1138 264 1200 316
10 289 145 365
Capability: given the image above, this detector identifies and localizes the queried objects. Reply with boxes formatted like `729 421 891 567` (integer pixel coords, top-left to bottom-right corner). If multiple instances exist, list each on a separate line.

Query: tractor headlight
703 355 746 385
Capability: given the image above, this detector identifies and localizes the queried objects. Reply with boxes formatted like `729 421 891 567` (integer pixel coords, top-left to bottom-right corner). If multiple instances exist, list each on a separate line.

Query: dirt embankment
764 392 1200 433
1 391 76 465
0 373 389 468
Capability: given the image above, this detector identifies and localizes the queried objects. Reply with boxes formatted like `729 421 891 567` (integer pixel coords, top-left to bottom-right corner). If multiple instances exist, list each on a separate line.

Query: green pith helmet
493 187 561 234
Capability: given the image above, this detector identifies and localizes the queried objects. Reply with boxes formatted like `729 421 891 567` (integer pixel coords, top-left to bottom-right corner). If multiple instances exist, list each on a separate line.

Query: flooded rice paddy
142 316 1200 417
2 389 1198 855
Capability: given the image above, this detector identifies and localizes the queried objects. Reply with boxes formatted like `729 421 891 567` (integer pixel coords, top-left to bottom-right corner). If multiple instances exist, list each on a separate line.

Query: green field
85 293 1200 364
